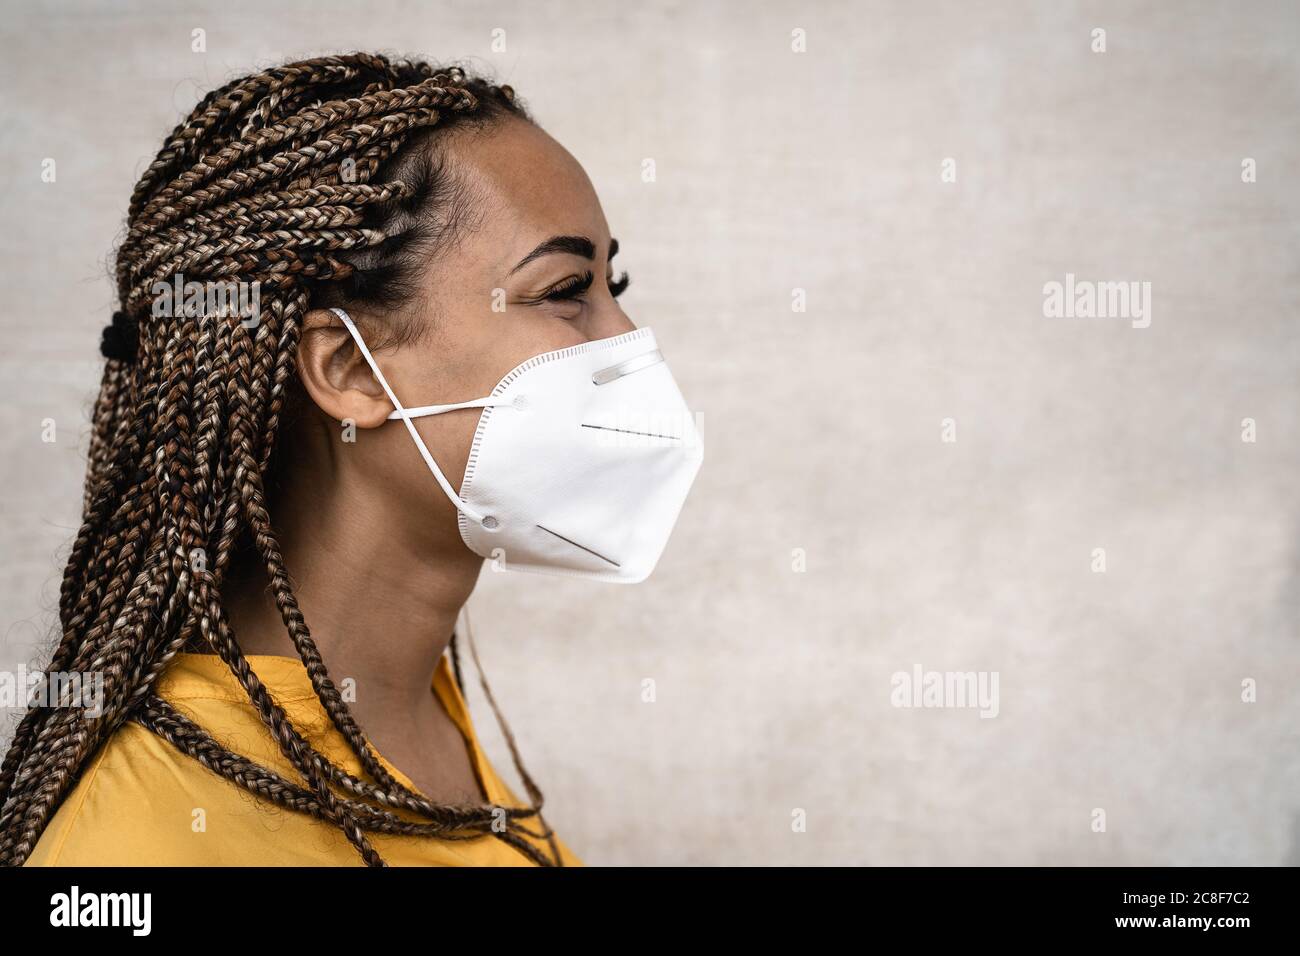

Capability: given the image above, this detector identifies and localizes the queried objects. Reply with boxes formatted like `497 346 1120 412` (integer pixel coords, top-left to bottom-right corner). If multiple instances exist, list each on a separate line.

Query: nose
581 293 636 342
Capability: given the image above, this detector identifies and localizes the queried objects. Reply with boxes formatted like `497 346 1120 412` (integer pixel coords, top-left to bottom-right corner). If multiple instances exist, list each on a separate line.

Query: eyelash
534 270 630 304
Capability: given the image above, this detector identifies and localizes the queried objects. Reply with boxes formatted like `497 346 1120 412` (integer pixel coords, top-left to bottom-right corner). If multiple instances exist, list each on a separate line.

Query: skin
222 116 634 806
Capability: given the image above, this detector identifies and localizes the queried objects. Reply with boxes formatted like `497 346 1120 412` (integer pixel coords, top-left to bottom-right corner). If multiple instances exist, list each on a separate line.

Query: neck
217 462 483 712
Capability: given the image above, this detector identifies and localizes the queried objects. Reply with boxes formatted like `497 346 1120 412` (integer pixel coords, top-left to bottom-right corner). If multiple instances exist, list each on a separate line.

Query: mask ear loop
330 307 500 525
391 396 509 419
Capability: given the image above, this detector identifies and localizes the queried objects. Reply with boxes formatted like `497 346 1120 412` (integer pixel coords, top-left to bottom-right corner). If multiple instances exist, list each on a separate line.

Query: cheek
411 408 483 492
460 316 586 391
362 410 481 535
353 411 475 547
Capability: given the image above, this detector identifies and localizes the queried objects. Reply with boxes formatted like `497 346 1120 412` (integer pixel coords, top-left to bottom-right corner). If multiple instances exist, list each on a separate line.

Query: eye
527 269 632 306
608 271 630 298
541 271 594 302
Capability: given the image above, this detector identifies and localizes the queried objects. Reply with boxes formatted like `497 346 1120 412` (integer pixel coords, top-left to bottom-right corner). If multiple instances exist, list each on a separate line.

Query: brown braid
0 53 566 867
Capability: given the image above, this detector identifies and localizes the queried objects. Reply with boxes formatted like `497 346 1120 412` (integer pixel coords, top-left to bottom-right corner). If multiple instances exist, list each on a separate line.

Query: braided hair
0 53 566 867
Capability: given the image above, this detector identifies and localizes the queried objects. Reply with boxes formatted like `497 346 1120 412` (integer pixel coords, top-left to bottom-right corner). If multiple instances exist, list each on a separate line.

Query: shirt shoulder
25 652 584 866
25 720 310 866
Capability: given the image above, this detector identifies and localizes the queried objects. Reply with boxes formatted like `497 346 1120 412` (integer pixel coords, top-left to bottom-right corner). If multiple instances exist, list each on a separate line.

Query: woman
0 53 702 866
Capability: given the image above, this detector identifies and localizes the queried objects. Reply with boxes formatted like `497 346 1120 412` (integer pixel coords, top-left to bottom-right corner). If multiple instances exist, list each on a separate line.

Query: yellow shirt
23 651 582 866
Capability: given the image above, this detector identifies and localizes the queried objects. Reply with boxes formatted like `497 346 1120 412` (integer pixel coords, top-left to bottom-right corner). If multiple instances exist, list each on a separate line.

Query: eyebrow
509 235 620 275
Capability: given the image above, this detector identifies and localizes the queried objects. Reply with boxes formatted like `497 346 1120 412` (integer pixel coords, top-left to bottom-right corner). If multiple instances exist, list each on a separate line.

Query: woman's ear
297 308 394 429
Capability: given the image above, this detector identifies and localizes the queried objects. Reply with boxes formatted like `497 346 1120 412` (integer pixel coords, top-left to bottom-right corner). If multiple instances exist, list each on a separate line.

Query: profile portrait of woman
0 52 703 867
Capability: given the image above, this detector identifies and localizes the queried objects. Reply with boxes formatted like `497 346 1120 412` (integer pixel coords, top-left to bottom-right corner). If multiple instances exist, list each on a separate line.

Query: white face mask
330 308 703 583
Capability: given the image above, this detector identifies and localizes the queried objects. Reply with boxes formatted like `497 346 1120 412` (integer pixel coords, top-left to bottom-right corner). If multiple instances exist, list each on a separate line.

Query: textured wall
2 0 1298 865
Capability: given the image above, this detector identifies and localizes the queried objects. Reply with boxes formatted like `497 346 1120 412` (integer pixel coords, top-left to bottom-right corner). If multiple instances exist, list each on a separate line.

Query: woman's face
295 117 636 557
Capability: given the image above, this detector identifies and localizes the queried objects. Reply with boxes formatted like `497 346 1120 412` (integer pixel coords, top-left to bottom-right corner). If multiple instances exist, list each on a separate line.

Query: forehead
442 118 610 267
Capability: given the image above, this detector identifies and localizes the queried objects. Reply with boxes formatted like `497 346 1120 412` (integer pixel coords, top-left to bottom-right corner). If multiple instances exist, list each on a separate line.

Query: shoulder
24 720 348 866
25 722 198 865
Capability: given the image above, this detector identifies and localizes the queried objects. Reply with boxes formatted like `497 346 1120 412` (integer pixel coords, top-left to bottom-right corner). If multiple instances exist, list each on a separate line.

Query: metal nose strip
592 349 663 386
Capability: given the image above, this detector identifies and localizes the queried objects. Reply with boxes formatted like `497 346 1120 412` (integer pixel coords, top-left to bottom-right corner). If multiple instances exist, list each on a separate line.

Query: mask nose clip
592 348 664 386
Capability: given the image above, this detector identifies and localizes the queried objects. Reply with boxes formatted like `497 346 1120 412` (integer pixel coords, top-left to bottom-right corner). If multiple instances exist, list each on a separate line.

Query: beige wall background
2 0 1298 865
